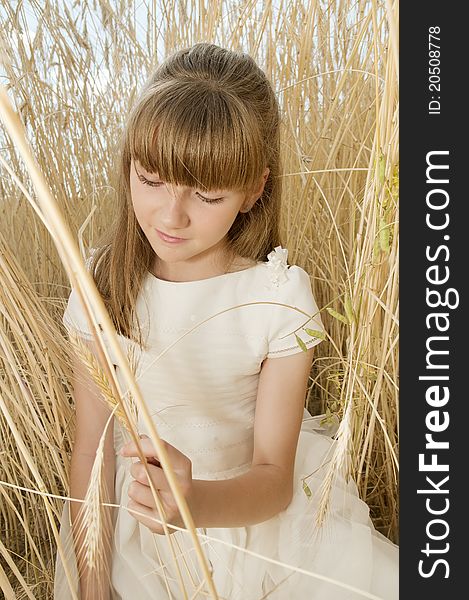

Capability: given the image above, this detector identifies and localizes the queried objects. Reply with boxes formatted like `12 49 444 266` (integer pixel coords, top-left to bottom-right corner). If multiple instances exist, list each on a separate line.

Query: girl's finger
121 437 188 470
127 498 166 534
130 461 164 486
120 435 167 458
128 479 171 507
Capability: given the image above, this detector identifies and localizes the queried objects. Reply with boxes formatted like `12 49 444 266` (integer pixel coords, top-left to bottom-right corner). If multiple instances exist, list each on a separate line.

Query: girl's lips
155 229 187 243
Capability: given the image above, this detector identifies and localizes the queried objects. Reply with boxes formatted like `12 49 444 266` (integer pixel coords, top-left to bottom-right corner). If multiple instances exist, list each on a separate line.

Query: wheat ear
67 329 133 432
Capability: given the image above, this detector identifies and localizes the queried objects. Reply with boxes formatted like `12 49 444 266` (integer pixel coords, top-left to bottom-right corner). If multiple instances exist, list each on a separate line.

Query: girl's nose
160 184 190 229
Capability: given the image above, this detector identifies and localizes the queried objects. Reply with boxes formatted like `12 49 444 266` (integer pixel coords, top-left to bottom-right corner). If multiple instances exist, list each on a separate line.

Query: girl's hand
120 434 193 535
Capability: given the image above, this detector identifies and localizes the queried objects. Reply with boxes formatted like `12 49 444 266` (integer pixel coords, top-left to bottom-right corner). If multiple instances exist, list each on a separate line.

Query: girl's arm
122 348 315 531
188 348 315 528
68 340 116 600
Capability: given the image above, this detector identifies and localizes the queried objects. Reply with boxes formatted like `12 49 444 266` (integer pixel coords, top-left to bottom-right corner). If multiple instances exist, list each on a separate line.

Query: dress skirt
53 412 399 599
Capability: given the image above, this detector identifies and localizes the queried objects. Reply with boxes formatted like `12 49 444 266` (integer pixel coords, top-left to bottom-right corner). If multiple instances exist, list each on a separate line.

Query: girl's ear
239 167 270 213
256 167 270 194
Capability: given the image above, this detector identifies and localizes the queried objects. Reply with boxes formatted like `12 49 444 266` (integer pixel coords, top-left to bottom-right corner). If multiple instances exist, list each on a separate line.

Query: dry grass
0 0 398 597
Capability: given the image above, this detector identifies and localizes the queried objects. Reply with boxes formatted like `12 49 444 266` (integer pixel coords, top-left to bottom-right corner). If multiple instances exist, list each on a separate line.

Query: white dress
54 246 399 599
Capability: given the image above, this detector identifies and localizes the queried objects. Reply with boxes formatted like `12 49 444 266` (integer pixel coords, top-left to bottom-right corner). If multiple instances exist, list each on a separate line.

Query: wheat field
0 1 398 597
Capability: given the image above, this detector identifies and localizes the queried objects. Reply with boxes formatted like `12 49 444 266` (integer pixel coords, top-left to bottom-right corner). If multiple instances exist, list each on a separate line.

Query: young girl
54 43 398 599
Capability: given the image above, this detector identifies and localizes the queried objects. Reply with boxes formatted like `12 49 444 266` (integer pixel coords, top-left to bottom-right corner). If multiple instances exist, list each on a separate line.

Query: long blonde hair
90 42 282 349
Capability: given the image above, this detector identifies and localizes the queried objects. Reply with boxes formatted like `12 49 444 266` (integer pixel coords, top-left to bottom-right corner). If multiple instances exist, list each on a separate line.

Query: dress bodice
62 247 325 478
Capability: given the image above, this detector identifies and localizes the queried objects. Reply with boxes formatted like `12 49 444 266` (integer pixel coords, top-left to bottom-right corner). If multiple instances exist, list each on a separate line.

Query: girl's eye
139 173 225 204
195 192 224 204
138 174 163 188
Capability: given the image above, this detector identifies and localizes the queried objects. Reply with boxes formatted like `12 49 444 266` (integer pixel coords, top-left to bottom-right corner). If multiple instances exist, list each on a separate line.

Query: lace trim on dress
268 335 323 355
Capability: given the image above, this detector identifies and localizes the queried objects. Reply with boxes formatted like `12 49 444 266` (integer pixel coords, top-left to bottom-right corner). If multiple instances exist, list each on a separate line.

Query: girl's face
130 159 268 278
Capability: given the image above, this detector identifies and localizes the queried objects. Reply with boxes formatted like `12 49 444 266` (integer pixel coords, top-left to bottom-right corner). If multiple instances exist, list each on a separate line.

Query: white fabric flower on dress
266 245 289 287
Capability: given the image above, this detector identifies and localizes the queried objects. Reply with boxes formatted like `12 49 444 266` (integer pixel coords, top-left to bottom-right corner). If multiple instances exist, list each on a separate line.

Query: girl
54 43 398 599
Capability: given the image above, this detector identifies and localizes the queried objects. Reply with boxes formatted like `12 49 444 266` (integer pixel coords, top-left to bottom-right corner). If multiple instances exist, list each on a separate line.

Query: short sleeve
266 265 326 358
62 253 97 341
62 287 95 341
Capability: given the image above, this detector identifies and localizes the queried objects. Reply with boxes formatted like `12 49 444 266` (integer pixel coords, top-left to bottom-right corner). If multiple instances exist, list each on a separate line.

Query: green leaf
372 237 381 263
295 333 308 352
326 307 349 325
303 480 312 499
378 152 386 184
304 328 326 340
379 216 390 253
391 163 399 200
344 292 356 325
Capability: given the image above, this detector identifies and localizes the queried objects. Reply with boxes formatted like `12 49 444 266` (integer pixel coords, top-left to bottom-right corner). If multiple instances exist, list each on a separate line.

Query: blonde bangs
127 82 266 194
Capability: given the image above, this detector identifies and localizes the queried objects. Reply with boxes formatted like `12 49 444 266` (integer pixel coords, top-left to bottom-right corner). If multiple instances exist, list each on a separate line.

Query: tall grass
0 0 398 597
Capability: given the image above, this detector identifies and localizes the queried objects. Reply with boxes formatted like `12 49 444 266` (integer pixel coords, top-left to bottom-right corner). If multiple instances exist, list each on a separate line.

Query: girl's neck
152 249 255 283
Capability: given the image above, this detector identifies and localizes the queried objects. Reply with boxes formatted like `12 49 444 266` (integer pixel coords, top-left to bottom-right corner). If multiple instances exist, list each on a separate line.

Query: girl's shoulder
219 246 314 302
254 246 326 357
251 245 311 292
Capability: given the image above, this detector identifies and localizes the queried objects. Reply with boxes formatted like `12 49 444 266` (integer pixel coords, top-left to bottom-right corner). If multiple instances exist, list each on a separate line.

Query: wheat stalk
66 330 201 595
74 412 114 577
67 329 134 433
